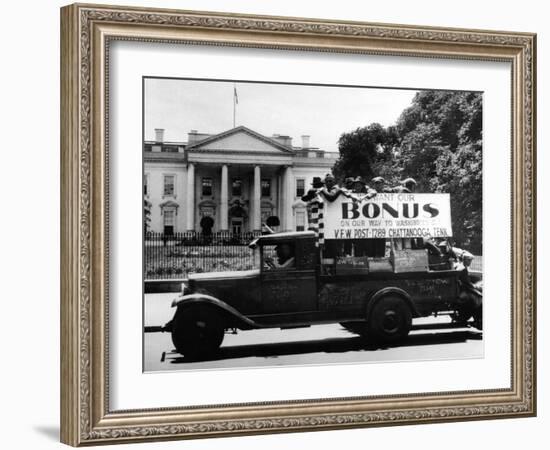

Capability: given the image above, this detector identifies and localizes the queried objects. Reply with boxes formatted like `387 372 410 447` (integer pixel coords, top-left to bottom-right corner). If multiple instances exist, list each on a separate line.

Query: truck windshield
262 243 296 270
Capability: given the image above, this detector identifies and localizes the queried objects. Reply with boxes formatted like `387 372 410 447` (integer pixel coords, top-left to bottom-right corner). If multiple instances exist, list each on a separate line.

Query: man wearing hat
342 176 355 193
352 176 366 194
350 176 376 197
401 177 417 193
346 176 376 202
301 177 324 203
320 173 343 202
386 177 418 194
371 176 387 193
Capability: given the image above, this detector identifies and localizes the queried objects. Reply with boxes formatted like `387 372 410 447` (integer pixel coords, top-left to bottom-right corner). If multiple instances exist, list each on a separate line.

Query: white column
283 166 294 231
253 165 261 231
186 163 195 231
280 168 286 229
220 165 228 231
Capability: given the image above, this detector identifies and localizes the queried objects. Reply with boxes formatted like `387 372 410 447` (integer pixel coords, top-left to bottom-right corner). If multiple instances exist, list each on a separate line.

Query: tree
333 123 397 182
396 91 482 252
332 90 483 253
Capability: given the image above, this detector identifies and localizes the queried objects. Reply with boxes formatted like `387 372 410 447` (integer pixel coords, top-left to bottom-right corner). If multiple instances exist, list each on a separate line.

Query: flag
234 86 238 104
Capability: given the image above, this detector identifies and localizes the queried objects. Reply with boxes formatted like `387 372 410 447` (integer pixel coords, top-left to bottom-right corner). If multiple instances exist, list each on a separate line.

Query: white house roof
186 126 294 154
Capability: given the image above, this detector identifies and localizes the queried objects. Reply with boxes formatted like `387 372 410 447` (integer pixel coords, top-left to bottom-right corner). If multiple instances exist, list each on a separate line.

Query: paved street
144 293 483 372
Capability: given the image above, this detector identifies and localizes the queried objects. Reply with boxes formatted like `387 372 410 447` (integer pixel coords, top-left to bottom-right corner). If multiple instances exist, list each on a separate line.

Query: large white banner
324 193 453 239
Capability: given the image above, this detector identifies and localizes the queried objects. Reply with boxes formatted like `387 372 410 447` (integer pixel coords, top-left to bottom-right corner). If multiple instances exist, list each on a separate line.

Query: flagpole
233 83 236 128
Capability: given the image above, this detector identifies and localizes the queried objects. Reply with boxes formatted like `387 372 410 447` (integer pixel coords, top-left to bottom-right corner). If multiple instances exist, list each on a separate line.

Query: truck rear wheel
367 296 412 343
171 306 225 359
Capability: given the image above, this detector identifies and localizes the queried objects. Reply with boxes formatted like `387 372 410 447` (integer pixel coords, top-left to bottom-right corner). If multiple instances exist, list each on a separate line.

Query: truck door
260 239 317 314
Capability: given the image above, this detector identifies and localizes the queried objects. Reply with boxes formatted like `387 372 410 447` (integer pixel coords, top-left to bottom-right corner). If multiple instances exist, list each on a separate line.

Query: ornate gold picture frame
60 3 536 446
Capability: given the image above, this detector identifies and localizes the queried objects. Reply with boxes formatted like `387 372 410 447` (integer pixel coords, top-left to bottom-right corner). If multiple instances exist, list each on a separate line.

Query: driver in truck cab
264 243 295 270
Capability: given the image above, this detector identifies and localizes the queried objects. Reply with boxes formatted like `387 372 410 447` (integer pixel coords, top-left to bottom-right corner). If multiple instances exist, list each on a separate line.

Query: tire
171 306 225 359
457 283 482 329
367 296 412 343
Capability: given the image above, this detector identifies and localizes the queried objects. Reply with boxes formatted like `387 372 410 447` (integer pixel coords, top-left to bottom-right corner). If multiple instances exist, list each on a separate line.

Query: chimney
272 134 293 147
188 130 200 144
301 135 310 149
154 128 165 143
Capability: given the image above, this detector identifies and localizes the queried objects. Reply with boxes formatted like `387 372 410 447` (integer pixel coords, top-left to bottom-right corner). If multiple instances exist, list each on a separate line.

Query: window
261 179 271 197
163 209 175 235
262 243 295 270
162 145 178 153
296 210 306 231
199 205 215 218
296 178 305 197
163 175 175 196
202 177 213 196
231 218 243 235
232 178 242 197
261 206 273 224
143 174 149 196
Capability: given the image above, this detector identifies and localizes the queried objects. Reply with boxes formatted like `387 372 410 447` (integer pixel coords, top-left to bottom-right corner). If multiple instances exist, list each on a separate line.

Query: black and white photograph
142 77 483 372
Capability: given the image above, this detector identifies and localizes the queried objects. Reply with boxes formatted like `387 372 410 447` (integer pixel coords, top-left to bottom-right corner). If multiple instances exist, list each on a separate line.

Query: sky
144 78 418 153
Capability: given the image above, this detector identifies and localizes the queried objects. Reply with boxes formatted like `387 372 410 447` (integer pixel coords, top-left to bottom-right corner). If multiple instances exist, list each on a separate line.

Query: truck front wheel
171 306 225 359
367 296 412 344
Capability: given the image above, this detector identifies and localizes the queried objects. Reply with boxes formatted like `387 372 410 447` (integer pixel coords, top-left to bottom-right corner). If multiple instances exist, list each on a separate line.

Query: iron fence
145 231 261 279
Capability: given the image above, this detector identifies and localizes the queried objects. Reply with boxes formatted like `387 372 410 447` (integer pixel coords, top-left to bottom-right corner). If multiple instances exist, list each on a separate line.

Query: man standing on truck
372 176 418 194
301 177 324 203
351 176 377 199
389 177 417 193
343 176 355 193
400 177 418 193
371 176 387 193
320 173 342 202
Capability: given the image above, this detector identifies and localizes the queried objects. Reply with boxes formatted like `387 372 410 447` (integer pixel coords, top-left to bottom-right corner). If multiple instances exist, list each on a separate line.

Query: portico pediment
187 126 293 155
159 200 179 209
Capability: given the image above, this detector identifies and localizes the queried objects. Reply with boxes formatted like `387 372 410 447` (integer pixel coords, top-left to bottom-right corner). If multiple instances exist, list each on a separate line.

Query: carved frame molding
61 3 536 446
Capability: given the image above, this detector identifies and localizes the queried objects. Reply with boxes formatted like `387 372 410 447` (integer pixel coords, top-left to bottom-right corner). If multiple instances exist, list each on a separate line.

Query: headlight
181 280 190 295
171 280 191 307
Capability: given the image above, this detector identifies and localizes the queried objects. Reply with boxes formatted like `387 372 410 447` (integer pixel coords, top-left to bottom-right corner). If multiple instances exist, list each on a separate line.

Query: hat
372 176 386 184
344 176 355 183
324 173 335 181
352 176 366 185
402 177 417 186
311 177 324 188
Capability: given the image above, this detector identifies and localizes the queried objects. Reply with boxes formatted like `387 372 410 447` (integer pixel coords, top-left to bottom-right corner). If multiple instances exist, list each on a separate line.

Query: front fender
366 287 419 319
171 293 260 330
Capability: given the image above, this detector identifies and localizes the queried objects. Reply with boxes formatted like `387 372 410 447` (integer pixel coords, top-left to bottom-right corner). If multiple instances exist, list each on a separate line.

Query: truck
160 192 482 359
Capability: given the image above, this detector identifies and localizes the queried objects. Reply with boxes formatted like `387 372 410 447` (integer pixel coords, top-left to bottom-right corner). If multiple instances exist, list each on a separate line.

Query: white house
144 126 338 234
